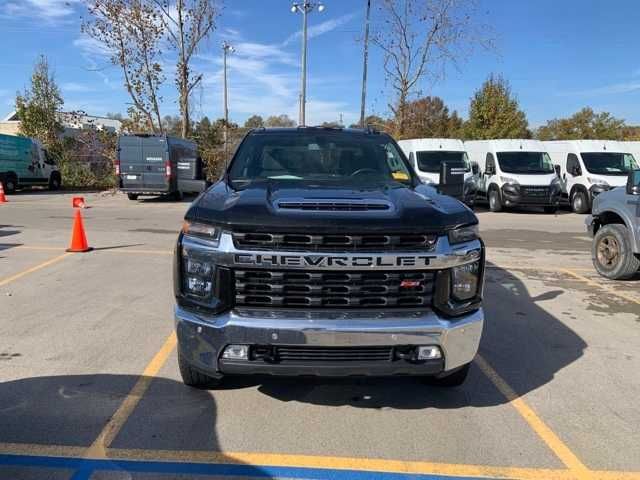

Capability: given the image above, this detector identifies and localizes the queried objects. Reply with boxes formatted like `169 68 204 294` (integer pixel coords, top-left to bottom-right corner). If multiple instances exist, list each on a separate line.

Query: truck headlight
182 253 215 299
448 224 479 244
451 261 481 301
182 221 221 246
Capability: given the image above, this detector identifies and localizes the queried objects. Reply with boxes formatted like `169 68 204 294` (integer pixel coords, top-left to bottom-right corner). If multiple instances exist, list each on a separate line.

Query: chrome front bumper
175 306 484 377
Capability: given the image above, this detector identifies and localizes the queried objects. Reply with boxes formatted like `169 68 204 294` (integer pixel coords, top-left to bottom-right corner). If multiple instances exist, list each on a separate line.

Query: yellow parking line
0 252 70 287
107 448 575 480
1 442 639 480
476 355 594 479
85 331 177 458
12 245 173 255
560 268 640 306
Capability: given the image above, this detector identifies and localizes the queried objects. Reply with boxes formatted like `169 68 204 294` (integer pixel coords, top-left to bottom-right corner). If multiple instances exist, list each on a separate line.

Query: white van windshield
581 152 637 176
496 152 554 174
416 151 470 173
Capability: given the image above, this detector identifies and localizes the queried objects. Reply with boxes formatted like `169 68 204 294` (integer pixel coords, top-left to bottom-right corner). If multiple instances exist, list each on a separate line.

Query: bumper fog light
222 345 249 360
418 346 442 360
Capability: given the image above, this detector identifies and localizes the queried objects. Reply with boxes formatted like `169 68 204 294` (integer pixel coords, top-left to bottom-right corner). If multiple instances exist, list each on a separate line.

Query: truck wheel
543 206 557 214
127 193 139 201
2 174 17 194
488 189 503 212
48 172 61 191
592 224 640 280
571 190 590 214
424 363 471 387
178 354 222 389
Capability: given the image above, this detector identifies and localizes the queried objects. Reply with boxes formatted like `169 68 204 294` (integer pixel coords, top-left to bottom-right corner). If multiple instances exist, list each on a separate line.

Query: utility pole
222 41 234 158
291 1 325 126
360 0 371 128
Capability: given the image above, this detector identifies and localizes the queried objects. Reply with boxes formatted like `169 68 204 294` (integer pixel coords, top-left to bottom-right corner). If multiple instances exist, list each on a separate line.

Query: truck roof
246 126 386 136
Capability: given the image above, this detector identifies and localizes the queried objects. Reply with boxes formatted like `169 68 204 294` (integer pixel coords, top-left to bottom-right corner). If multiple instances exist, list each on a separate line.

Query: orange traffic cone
0 182 7 204
66 209 92 252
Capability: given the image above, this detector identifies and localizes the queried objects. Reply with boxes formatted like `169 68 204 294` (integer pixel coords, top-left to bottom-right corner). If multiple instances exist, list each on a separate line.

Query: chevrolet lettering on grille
234 253 432 269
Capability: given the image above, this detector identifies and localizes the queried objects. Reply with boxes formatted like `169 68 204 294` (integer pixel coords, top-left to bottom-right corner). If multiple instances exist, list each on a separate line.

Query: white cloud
61 82 93 93
565 82 640 96
2 0 80 20
283 11 358 46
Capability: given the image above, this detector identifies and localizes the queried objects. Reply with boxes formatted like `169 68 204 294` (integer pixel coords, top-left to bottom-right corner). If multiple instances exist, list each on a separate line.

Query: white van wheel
488 189 503 212
571 190 589 214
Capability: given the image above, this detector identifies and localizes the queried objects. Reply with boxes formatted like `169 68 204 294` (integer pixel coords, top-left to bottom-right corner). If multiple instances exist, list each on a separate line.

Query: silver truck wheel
593 224 640 280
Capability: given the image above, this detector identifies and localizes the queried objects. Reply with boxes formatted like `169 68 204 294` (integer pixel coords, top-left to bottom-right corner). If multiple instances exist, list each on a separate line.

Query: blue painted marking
0 454 501 480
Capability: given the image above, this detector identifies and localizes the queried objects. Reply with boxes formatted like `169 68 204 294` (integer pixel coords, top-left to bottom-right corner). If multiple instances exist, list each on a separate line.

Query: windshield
581 152 638 175
416 151 470 173
228 132 414 186
496 151 555 174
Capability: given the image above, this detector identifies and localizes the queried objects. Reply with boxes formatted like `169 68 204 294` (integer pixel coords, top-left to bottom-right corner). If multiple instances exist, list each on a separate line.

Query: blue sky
0 0 639 127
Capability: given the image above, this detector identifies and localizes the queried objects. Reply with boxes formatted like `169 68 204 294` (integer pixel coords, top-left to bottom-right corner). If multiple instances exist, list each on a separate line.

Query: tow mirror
627 169 640 195
471 163 479 175
554 165 561 177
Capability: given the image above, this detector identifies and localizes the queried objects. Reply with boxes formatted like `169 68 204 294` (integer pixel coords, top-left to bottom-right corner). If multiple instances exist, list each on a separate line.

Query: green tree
349 114 393 133
464 75 530 139
536 108 626 140
244 115 264 128
15 55 64 146
265 114 296 127
398 96 463 140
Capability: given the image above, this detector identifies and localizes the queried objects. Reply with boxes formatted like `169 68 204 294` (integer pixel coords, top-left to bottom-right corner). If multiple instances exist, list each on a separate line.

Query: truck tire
592 224 640 280
127 193 139 201
424 363 471 387
488 188 503 212
48 172 61 190
2 174 17 194
571 189 590 214
178 353 222 389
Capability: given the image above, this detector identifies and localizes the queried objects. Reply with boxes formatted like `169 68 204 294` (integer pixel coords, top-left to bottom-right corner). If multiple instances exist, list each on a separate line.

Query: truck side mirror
554 165 561 177
627 169 640 195
471 163 479 175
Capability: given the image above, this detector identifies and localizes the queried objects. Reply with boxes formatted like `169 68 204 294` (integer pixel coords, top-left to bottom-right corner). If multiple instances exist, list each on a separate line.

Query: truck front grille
233 232 437 252
234 269 435 309
268 346 393 362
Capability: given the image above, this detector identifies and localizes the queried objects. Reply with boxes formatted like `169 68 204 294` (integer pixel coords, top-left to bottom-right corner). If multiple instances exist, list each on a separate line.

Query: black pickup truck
173 127 485 388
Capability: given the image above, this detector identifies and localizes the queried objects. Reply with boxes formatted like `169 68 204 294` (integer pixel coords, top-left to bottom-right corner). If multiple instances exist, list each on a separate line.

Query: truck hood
186 179 476 233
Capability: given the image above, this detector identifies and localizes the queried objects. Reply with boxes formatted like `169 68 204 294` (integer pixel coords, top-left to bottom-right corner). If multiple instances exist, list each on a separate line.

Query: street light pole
291 1 325 126
222 41 234 157
360 0 371 128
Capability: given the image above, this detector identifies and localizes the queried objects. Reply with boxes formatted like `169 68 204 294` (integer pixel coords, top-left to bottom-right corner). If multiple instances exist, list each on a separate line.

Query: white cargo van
397 138 477 205
545 140 638 214
465 139 561 213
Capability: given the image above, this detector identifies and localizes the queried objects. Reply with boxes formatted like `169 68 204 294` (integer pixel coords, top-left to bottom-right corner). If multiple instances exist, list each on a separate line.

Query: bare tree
372 0 489 136
153 0 219 138
83 0 165 133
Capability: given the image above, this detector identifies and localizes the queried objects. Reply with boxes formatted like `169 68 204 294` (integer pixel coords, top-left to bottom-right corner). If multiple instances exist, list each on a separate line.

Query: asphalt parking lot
0 191 639 480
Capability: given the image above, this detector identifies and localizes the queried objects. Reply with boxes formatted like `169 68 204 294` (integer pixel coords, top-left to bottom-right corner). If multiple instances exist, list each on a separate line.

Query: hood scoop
277 198 391 212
